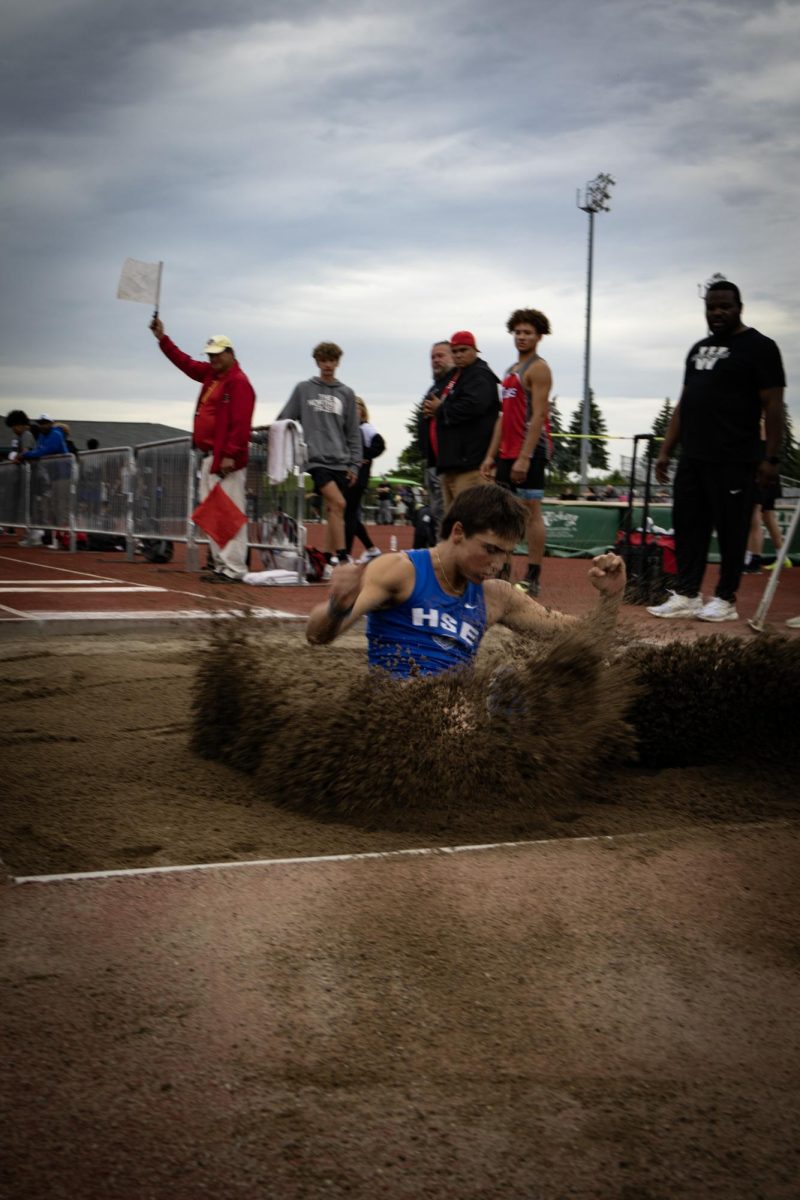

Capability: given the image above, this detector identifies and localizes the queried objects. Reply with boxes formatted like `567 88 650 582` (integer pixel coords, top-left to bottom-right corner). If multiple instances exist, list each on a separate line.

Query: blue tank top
366 549 487 678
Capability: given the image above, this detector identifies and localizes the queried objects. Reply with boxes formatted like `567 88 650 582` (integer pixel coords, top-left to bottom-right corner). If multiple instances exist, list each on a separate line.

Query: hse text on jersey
411 607 481 646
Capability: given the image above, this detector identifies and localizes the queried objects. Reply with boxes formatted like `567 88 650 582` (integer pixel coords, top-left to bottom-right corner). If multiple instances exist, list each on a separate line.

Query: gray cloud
2 0 798 465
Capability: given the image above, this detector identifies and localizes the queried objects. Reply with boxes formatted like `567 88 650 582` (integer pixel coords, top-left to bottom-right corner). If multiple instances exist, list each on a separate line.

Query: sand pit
3 621 800 1199
2 622 798 876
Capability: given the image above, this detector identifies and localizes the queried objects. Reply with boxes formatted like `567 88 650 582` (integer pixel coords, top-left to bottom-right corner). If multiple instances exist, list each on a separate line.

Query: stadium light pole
576 173 615 490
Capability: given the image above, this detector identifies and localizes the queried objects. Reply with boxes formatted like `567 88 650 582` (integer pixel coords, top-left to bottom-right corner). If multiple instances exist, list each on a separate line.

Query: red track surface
1 525 798 633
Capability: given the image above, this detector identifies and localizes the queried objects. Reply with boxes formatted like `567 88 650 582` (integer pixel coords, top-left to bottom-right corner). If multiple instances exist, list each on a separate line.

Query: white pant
200 456 249 578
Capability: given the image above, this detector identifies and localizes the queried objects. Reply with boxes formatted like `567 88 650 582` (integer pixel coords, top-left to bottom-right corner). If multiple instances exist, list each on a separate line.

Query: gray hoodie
278 377 362 473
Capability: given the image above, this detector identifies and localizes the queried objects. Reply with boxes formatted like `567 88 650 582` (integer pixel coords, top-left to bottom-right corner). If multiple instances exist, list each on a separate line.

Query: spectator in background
744 489 785 575
481 307 553 597
423 331 500 509
87 438 100 451
278 341 361 568
150 318 256 582
413 490 438 549
20 415 70 547
419 340 454 535
307 488 323 523
377 478 394 525
393 492 408 523
4 411 41 545
401 485 417 525
5 410 36 463
743 418 785 575
344 397 384 563
21 415 69 461
649 279 785 622
54 423 79 455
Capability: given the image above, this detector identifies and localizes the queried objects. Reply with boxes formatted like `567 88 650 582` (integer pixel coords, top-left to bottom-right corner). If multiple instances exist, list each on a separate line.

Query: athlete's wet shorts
310 466 349 496
496 451 546 501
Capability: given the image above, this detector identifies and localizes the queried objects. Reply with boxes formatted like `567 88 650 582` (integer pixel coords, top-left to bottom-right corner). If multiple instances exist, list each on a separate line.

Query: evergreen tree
547 396 573 477
651 397 674 441
398 400 425 474
566 390 609 471
780 402 800 481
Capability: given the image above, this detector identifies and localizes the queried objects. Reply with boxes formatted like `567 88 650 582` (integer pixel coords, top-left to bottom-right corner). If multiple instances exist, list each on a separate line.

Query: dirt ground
2 623 797 876
3 623 799 1200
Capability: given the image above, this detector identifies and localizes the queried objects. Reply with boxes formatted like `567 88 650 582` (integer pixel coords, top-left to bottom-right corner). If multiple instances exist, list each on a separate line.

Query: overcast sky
3 0 798 471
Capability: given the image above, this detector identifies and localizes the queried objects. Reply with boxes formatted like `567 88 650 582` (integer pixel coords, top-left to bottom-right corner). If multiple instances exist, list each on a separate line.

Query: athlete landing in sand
307 484 626 678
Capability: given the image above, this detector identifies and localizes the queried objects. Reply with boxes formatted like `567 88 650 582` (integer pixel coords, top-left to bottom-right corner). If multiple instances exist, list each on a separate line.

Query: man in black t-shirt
648 280 785 623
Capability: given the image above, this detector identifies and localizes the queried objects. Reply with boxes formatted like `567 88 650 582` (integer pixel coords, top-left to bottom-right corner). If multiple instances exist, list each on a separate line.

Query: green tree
651 397 674 441
780 402 800 481
547 395 573 478
398 400 425 474
566 390 609 471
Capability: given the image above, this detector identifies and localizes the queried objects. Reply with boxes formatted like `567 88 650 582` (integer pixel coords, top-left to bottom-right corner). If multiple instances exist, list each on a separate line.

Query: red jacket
159 336 255 473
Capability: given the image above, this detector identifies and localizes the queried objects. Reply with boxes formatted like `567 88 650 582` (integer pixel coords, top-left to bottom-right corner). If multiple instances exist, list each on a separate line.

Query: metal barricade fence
239 424 309 583
0 459 30 527
5 427 310 580
29 455 77 546
132 438 194 543
241 435 308 581
76 446 136 550
132 430 309 582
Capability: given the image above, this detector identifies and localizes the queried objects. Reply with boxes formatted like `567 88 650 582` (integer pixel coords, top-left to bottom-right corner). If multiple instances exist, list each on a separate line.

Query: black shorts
495 451 546 498
755 481 781 512
310 467 349 496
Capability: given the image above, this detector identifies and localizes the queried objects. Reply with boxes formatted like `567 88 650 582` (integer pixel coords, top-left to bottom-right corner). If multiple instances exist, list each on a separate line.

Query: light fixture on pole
576 172 615 490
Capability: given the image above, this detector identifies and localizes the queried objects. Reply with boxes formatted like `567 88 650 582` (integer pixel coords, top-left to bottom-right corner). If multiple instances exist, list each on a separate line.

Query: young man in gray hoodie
279 342 362 566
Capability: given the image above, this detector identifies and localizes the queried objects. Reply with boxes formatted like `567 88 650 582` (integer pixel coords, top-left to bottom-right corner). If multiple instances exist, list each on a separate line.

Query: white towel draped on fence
267 419 303 484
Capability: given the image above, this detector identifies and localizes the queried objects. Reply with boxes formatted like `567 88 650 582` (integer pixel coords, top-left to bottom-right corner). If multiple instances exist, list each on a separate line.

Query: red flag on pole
191 483 247 547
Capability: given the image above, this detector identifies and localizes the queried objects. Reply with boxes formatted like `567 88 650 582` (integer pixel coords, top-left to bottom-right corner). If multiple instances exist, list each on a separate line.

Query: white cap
203 335 234 355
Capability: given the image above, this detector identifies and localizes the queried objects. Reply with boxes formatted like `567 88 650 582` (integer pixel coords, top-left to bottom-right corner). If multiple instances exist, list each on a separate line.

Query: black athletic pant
673 457 756 602
344 471 375 555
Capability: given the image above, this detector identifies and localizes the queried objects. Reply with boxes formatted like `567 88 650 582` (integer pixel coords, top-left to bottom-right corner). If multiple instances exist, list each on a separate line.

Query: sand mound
623 632 800 767
192 618 637 821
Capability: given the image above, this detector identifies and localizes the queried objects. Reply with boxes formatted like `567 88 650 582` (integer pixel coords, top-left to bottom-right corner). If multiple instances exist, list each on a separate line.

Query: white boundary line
0 586 166 594
0 602 41 620
0 607 305 622
12 819 795 886
0 554 131 583
0 553 301 609
1 579 140 585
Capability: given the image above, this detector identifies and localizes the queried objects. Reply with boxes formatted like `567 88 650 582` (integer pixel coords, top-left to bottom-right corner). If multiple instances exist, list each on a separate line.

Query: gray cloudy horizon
2 0 798 468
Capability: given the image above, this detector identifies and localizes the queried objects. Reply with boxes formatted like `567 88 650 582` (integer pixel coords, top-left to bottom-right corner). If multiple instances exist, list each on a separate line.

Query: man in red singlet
481 308 552 596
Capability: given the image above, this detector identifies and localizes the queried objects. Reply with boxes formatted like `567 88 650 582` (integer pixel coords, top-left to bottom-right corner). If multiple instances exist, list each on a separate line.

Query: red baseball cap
450 330 478 349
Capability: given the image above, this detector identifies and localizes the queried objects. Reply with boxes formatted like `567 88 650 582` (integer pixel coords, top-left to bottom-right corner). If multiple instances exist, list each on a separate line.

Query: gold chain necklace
434 546 465 595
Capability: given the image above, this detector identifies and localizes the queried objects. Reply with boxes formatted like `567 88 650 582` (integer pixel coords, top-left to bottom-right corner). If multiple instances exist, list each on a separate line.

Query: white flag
117 258 163 305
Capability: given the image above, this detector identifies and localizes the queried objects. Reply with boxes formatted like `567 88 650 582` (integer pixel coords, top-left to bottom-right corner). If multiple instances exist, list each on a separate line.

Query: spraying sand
2 622 798 875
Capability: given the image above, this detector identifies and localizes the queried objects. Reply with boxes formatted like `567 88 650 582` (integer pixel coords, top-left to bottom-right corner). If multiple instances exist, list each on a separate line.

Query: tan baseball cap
203 335 234 355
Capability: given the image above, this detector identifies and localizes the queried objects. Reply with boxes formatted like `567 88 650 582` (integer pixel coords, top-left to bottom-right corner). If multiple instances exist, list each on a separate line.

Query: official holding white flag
150 316 256 582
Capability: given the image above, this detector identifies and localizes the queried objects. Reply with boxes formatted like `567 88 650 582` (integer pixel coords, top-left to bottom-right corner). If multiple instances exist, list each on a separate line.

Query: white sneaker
697 597 739 622
322 564 333 581
358 547 382 563
647 591 703 619
785 616 800 629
